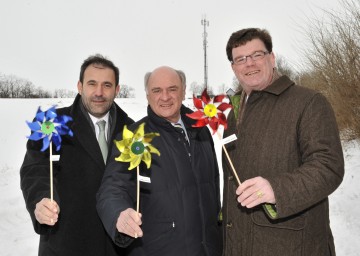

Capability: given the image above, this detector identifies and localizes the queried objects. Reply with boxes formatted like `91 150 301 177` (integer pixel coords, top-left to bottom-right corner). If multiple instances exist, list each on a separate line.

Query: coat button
226 222 233 228
228 176 234 181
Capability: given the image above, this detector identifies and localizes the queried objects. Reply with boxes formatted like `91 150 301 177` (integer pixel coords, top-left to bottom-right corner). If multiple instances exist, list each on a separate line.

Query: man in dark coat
97 66 222 256
222 28 344 255
20 54 134 256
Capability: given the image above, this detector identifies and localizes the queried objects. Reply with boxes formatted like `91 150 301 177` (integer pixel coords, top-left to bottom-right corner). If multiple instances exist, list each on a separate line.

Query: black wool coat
20 94 134 256
97 105 223 256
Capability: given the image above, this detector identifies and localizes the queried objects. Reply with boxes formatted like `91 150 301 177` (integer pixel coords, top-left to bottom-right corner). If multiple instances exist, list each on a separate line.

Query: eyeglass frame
231 51 270 65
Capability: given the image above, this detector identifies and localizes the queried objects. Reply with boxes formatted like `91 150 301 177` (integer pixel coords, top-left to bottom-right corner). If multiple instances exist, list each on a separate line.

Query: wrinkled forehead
148 71 182 88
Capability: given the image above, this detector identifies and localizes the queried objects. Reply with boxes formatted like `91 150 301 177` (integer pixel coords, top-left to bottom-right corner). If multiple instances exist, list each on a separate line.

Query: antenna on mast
201 15 209 88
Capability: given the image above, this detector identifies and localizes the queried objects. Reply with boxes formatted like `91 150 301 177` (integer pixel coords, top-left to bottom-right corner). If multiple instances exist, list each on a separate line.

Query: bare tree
0 73 52 98
207 86 214 97
0 75 30 98
0 75 11 98
217 83 226 94
7 75 18 98
54 89 77 98
189 81 198 96
34 87 51 98
231 76 240 92
22 80 36 98
299 0 360 139
117 84 135 98
188 81 205 97
276 55 297 80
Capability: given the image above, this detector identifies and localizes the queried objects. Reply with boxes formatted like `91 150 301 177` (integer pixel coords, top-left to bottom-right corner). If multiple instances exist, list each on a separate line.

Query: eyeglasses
232 51 270 65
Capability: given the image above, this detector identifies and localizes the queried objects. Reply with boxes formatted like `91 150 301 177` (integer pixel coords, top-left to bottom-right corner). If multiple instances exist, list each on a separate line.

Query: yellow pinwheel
114 123 160 214
115 123 160 170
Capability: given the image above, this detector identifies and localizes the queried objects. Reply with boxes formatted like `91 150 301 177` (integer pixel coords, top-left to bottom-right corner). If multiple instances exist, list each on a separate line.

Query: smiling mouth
92 100 106 105
160 103 173 108
93 97 106 102
245 70 260 76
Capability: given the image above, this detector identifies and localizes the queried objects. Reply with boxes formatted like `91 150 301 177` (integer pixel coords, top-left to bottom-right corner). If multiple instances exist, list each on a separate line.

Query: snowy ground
0 98 359 255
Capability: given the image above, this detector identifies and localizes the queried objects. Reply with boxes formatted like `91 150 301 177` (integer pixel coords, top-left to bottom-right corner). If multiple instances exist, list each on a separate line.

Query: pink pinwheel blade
213 95 226 103
193 119 209 128
218 102 232 112
218 113 228 130
208 120 219 134
192 96 204 110
201 89 211 104
186 111 205 120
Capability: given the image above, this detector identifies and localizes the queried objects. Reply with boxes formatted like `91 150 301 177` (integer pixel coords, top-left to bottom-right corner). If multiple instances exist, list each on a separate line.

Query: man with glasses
222 28 344 255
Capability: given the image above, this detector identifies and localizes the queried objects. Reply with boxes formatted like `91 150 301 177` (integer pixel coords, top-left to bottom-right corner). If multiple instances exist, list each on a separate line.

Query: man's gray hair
144 69 186 93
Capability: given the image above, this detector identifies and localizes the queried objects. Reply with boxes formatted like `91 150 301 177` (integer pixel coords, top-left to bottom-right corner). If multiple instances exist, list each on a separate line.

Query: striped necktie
173 123 189 145
96 120 108 163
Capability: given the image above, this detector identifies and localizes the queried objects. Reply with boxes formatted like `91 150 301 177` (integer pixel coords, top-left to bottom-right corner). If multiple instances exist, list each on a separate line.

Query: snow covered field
0 98 358 255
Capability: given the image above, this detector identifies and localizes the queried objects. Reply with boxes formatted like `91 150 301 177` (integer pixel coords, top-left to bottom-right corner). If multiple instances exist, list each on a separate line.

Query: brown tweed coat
222 75 344 256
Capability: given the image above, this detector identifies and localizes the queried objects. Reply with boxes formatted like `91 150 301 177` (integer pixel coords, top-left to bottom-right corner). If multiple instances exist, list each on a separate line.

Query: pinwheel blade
114 122 160 170
26 106 73 152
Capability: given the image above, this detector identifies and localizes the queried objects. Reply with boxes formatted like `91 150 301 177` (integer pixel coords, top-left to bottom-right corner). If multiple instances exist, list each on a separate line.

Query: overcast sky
0 0 341 99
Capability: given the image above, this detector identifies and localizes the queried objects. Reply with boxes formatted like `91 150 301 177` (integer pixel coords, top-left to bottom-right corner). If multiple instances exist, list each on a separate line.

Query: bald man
97 66 222 256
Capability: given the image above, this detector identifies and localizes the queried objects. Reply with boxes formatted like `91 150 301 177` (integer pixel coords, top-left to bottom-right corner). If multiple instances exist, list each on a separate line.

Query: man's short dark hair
226 28 273 62
79 54 120 85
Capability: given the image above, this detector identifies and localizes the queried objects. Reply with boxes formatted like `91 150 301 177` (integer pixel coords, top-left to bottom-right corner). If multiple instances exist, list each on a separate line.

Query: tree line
297 0 359 140
0 74 52 98
0 73 135 98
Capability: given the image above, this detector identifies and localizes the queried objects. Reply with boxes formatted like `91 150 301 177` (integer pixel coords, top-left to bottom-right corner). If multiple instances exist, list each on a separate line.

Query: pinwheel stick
49 142 54 202
136 166 140 213
217 132 241 186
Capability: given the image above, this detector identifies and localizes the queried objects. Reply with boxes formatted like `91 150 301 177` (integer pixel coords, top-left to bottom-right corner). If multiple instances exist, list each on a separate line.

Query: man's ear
116 84 120 95
231 63 236 73
77 81 83 95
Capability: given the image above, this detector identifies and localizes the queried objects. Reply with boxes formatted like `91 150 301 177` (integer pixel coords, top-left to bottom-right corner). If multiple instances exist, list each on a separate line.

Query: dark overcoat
222 76 344 256
97 105 223 256
20 94 134 256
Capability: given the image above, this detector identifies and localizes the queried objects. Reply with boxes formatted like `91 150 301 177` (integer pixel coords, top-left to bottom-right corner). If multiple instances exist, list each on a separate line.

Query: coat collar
246 75 295 104
68 94 106 169
68 94 132 169
262 75 295 96
146 104 197 131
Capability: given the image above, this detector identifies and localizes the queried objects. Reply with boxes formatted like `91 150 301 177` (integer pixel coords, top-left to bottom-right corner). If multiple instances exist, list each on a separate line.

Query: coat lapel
70 99 105 170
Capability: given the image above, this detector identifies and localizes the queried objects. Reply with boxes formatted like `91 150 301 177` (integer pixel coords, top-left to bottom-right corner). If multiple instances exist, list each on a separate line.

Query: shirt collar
88 112 110 125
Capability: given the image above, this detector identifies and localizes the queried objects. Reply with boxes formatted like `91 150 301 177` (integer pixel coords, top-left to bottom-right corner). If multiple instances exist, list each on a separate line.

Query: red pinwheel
187 88 241 186
186 89 232 134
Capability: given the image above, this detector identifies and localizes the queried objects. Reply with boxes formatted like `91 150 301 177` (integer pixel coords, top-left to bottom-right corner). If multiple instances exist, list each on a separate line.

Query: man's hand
116 208 143 238
236 176 276 208
34 198 60 225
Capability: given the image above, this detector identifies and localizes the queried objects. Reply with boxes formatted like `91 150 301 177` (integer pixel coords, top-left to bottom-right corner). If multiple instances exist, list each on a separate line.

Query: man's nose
94 85 104 96
160 89 170 99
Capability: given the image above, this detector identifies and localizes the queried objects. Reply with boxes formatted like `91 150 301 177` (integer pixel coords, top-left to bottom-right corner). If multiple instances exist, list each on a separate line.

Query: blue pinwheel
27 106 73 151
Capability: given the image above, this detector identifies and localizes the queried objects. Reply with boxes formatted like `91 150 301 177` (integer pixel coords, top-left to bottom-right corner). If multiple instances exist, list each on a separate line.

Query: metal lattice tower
201 17 209 88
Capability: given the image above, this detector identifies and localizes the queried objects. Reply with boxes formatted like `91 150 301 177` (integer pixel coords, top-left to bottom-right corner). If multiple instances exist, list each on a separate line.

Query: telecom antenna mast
201 16 209 88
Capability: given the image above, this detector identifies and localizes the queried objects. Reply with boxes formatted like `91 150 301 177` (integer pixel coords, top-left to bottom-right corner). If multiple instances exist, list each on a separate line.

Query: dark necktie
96 120 108 163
